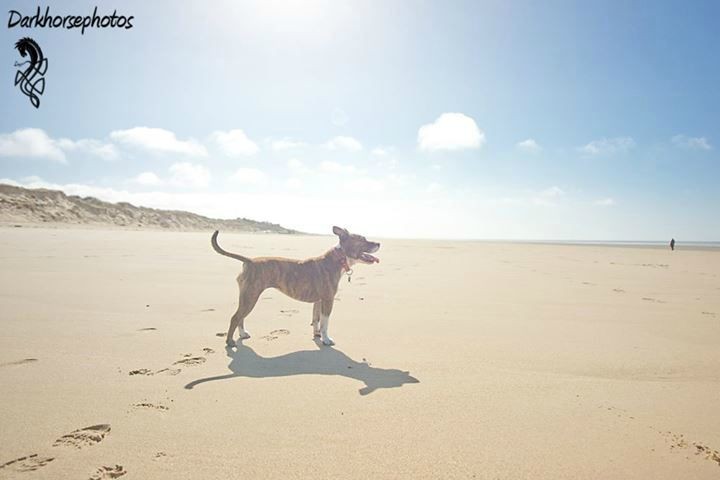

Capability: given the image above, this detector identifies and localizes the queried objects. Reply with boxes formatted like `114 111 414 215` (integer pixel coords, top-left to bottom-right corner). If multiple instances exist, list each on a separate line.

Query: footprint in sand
641 297 667 304
53 424 111 449
597 405 720 468
663 431 689 449
279 309 299 316
0 358 38 368
137 327 156 331
701 311 717 317
598 404 633 419
201 308 216 312
132 402 169 411
215 332 225 337
173 356 206 367
693 444 720 466
154 367 182 376
132 349 212 377
0 454 54 473
88 464 127 479
660 431 720 466
612 288 625 293
261 329 290 341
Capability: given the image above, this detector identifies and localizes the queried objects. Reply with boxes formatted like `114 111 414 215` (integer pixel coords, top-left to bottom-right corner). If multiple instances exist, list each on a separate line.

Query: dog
211 226 380 347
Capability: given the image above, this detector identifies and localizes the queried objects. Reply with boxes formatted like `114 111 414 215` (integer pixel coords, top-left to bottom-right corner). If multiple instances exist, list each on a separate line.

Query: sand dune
0 184 296 233
0 227 719 479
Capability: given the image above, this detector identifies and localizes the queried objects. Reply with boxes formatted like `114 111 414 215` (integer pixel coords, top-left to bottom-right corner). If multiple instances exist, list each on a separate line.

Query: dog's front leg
319 298 335 346
311 301 321 338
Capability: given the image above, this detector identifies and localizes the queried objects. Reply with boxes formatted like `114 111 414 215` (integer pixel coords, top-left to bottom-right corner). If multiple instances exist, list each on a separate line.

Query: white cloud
319 160 357 174
110 127 207 156
0 128 66 162
132 163 210 188
287 158 303 169
347 177 384 193
426 182 444 193
385 173 412 188
539 186 565 198
56 138 119 161
323 136 363 152
18 175 44 184
0 128 119 163
134 171 163 186
285 178 302 189
371 147 398 169
211 129 259 156
579 137 635 155
287 158 311 174
593 197 616 206
271 138 307 151
417 113 485 152
376 156 398 170
671 134 712 151
516 138 542 153
230 167 267 185
168 162 211 188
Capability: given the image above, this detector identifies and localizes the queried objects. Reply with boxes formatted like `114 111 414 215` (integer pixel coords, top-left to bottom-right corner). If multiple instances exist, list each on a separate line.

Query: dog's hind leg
319 298 335 346
226 312 241 346
227 277 262 346
311 301 321 338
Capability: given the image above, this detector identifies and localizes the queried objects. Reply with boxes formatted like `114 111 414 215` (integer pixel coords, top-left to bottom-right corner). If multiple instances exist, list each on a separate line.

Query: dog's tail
211 230 252 263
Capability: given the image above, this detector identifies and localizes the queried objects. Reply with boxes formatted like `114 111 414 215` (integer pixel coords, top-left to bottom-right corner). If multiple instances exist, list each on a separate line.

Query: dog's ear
332 226 349 238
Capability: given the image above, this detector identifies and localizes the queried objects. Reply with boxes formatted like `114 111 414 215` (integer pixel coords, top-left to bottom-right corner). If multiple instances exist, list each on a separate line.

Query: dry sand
0 227 719 479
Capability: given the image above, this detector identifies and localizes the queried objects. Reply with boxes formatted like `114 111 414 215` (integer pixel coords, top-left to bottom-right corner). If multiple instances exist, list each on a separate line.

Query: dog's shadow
184 341 419 395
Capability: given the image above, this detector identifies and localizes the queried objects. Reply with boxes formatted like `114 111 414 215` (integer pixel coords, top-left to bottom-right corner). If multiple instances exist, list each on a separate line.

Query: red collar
332 247 351 272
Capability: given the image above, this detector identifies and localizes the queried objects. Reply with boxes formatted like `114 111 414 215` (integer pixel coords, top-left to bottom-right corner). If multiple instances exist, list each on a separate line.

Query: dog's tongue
361 253 380 263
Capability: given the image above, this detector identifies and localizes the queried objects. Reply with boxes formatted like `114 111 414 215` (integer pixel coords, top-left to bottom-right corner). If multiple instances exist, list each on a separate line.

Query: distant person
670 238 675 251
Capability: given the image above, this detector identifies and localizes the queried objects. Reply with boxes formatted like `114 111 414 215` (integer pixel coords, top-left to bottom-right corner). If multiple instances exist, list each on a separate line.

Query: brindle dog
212 226 380 346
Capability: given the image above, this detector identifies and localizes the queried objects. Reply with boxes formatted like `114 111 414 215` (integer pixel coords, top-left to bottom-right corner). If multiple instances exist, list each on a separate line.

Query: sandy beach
0 226 719 479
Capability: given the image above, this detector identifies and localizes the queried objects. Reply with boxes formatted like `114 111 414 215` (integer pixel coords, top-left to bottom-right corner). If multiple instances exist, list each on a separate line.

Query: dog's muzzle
357 242 380 264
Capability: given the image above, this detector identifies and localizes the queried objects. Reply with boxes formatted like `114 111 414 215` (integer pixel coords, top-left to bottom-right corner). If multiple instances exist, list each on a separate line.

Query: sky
1 0 719 240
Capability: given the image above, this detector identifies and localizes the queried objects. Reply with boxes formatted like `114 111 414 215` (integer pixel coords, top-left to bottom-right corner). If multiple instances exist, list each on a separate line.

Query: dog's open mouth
358 252 380 264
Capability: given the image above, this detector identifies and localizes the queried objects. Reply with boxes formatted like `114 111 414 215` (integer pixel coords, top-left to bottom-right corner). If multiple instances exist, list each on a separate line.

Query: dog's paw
225 339 236 347
322 337 335 346
313 333 321 338
239 331 251 340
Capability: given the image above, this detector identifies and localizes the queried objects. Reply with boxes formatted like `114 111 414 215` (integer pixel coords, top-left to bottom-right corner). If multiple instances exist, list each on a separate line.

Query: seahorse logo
13 37 48 109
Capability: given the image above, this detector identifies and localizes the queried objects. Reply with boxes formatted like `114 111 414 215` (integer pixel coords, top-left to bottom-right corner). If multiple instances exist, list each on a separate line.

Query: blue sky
1 0 719 239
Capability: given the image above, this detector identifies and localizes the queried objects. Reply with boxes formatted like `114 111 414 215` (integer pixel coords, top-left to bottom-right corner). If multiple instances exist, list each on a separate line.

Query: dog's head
333 226 380 265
